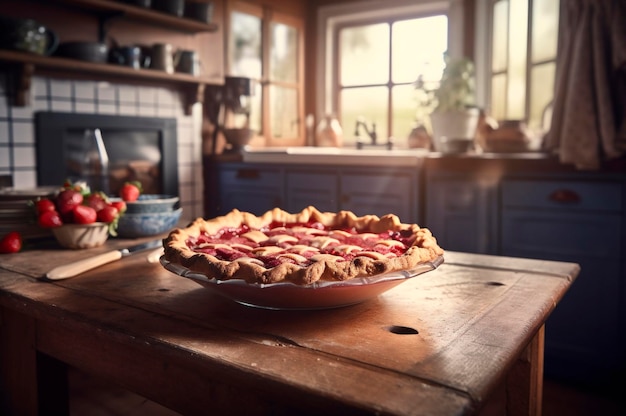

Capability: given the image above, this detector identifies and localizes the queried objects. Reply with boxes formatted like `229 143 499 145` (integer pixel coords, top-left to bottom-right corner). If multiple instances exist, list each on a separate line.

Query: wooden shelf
1 0 222 114
0 50 222 113
49 0 219 33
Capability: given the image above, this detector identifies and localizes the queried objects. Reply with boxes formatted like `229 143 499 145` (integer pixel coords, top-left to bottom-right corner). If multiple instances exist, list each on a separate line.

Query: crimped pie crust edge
163 206 444 285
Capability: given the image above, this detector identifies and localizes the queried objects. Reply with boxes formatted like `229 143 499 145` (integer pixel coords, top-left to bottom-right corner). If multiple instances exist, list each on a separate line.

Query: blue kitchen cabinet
424 172 498 254
339 169 419 223
214 164 420 223
285 169 340 213
501 178 624 383
215 164 284 216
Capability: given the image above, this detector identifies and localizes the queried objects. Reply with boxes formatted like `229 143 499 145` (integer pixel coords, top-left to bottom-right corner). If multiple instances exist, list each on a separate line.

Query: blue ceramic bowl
117 208 182 238
113 194 180 214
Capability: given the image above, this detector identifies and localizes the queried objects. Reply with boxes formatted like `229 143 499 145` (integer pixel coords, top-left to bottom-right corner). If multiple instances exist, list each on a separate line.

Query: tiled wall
0 72 204 220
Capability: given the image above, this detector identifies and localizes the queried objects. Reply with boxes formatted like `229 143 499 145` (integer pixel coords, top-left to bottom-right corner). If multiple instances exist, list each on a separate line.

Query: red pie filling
185 221 416 269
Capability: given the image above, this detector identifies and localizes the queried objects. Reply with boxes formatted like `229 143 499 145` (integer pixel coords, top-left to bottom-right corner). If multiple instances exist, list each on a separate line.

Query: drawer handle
236 169 259 179
549 189 580 204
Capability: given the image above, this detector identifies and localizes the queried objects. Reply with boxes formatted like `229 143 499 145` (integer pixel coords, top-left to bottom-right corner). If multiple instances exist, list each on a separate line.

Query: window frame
316 0 464 147
475 0 559 130
226 1 305 147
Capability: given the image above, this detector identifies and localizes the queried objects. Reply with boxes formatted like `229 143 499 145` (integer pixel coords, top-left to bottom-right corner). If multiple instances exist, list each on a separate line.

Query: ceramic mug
0 17 58 56
175 50 200 75
150 43 174 73
109 46 142 69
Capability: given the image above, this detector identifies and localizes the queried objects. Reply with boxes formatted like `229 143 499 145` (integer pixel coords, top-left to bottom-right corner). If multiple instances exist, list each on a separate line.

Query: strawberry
0 231 22 254
38 210 63 228
72 205 97 224
84 192 109 212
35 198 56 215
120 181 142 202
110 200 127 214
56 189 84 214
97 205 119 224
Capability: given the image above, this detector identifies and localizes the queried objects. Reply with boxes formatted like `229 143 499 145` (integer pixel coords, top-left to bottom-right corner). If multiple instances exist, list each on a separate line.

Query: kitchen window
485 0 560 135
318 1 454 149
227 2 304 146
321 0 560 148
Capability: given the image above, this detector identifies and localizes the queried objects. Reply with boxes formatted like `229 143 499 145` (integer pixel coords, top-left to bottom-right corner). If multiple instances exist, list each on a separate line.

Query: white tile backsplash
12 170 37 188
13 147 36 168
0 121 8 144
11 122 34 144
0 75 204 217
74 81 97 101
96 83 117 102
51 100 73 112
32 77 49 98
0 147 8 166
118 86 138 104
50 80 73 98
97 103 118 114
74 102 97 113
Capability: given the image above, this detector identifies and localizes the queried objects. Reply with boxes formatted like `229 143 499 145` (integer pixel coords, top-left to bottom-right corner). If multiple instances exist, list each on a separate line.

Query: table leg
0 307 39 415
0 307 69 415
506 324 545 416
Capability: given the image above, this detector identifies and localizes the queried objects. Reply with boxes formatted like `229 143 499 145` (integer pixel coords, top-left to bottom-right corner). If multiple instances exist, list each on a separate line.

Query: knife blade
45 239 163 280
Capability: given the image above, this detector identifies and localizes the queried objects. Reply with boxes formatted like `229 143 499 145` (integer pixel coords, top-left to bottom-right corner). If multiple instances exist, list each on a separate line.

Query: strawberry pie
163 206 444 285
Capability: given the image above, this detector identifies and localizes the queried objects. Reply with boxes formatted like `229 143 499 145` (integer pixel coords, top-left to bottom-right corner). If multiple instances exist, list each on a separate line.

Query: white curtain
544 0 626 170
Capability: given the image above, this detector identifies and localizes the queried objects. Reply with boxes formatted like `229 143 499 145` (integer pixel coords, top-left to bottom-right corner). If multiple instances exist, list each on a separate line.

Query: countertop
236 146 552 167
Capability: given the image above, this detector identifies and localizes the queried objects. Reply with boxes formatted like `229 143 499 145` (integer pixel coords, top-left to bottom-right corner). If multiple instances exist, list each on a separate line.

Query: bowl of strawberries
34 181 125 249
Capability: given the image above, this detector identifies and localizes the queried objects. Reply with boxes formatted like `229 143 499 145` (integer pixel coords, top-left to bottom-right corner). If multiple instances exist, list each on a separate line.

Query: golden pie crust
163 206 444 285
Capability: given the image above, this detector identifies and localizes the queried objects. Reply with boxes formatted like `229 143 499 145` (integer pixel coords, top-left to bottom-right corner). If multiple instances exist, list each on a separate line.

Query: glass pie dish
160 255 444 310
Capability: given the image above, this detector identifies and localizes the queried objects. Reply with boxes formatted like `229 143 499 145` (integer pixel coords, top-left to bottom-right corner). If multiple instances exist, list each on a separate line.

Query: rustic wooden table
0 238 578 415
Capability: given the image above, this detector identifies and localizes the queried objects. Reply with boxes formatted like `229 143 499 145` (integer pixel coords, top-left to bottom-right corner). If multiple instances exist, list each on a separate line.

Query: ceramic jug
315 114 343 147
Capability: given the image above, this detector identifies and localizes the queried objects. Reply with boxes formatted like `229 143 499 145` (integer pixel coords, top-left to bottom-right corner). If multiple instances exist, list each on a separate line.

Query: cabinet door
425 174 498 254
217 166 284 216
286 170 339 213
501 179 624 382
339 171 418 223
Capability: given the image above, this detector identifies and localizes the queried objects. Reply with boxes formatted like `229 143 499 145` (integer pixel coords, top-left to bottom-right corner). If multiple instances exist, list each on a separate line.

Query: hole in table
386 325 419 335
486 281 505 286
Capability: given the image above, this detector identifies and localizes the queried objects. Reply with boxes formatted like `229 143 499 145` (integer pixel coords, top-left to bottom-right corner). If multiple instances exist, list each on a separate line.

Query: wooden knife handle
46 250 123 280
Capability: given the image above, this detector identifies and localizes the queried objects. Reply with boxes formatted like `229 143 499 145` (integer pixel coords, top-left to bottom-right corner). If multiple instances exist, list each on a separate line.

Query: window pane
392 84 418 147
270 85 299 139
532 0 559 62
506 0 528 119
249 82 262 133
270 22 298 83
392 15 448 84
340 24 389 86
230 12 262 78
491 74 507 121
340 87 388 146
529 62 555 131
492 0 509 73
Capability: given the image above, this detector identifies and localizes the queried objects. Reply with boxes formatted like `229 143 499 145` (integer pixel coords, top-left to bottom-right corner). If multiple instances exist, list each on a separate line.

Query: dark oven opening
35 112 178 197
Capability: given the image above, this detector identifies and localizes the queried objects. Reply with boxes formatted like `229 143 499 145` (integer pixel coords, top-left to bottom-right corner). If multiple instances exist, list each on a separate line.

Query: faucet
354 117 377 148
354 117 393 150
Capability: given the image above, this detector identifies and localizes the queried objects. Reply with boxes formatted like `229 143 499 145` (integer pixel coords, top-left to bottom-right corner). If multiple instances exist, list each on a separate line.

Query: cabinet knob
549 189 580 204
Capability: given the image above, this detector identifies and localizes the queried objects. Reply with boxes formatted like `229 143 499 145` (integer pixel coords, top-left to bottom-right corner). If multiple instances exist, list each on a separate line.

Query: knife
45 239 163 280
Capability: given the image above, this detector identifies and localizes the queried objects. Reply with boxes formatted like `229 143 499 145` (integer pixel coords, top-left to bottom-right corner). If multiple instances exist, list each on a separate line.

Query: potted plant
414 55 479 153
